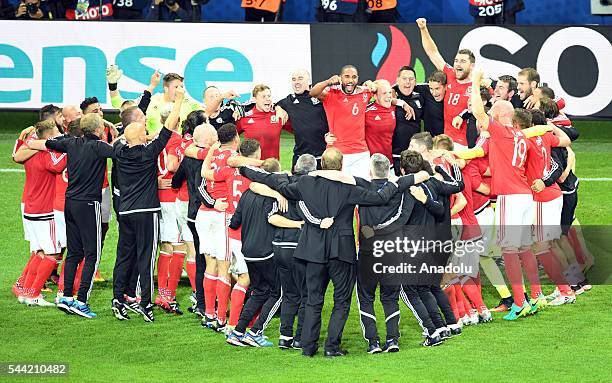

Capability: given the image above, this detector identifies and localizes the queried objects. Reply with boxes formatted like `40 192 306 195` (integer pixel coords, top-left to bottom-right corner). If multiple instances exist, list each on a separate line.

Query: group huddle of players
10 18 594 355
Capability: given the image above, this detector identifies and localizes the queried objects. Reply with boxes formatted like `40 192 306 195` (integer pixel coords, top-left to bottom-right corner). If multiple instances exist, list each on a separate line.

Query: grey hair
370 153 390 179
295 154 317 174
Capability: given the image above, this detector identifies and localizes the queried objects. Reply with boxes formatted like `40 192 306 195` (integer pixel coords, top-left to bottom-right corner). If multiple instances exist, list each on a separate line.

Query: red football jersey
54 169 69 212
157 131 183 203
237 108 287 160
226 169 252 241
466 158 490 212
525 132 562 202
23 150 66 216
475 136 495 201
200 148 237 211
488 118 531 196
323 85 372 154
176 136 193 202
458 167 482 240
443 65 471 147
365 102 396 162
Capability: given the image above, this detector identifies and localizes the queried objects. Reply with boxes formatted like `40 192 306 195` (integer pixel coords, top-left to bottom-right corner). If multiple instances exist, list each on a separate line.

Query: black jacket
113 127 172 215
46 133 114 202
171 153 215 221
229 190 278 261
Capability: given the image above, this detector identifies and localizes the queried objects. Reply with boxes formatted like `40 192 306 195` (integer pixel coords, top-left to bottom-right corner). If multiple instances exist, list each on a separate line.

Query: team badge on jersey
465 86 472 96
363 94 368 102
311 97 320 105
271 116 278 124
216 117 223 124
414 100 422 109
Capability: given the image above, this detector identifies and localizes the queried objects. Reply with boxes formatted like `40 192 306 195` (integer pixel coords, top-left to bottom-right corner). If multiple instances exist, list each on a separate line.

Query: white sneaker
479 309 493 323
469 309 480 325
545 288 560 301
25 295 56 307
549 293 576 306
461 314 471 326
17 295 27 304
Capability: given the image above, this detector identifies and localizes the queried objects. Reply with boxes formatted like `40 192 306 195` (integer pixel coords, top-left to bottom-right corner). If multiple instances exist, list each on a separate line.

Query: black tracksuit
396 166 464 337
392 85 425 175
112 127 172 308
240 166 397 355
276 92 328 171
45 133 114 303
415 84 444 138
355 176 413 344
229 189 281 335
171 151 216 311
552 125 580 234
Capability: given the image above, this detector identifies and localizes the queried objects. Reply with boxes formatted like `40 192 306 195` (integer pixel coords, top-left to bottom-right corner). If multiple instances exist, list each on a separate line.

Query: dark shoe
422 335 443 347
448 324 462 337
367 340 382 354
382 339 399 353
111 299 130 321
324 349 349 358
168 300 184 315
141 304 155 323
279 338 294 349
292 340 302 350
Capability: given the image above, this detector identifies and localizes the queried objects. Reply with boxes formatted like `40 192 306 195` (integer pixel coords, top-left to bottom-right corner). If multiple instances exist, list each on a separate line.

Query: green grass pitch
0 117 610 382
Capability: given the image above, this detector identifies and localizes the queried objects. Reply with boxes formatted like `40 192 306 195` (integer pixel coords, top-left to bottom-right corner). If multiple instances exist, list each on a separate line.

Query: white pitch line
0 168 610 181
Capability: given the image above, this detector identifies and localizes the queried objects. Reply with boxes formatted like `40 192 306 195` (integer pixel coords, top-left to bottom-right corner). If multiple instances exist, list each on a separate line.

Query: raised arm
310 75 339 100
164 86 185 132
471 70 489 131
416 18 446 71
201 141 220 180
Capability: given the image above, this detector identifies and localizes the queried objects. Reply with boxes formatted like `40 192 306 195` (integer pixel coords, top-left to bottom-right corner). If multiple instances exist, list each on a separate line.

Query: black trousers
430 284 457 325
187 220 205 310
561 190 578 235
301 258 356 356
63 199 103 303
114 211 159 307
356 257 400 343
275 246 306 341
400 285 440 337
235 258 281 335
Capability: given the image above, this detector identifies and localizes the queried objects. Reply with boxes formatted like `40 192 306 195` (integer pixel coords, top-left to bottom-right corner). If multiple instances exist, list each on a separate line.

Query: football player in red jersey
365 79 396 164
237 84 291 160
417 18 474 150
471 70 544 320
18 120 67 306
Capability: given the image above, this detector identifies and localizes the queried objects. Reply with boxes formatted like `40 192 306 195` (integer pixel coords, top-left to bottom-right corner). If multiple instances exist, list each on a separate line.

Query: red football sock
462 277 487 313
568 227 586 265
23 255 42 289
519 249 542 299
503 251 526 306
157 251 172 293
453 284 467 318
31 256 57 296
216 276 232 323
537 250 572 295
73 260 85 295
17 252 36 286
186 261 196 292
167 251 186 298
204 273 218 318
444 286 459 320
228 283 248 327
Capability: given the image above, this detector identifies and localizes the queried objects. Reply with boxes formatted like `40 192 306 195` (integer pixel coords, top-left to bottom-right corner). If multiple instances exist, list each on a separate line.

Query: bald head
490 100 514 125
192 123 218 147
291 69 311 95
62 105 81 127
321 148 343 171
124 122 147 146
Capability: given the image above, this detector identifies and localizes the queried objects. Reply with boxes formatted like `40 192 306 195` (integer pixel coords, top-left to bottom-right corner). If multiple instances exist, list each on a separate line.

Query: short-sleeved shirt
487 118 531 196
201 148 237 211
237 108 286 160
365 102 396 162
23 150 66 216
443 64 471 147
525 132 562 202
323 85 372 154
226 169 252 240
